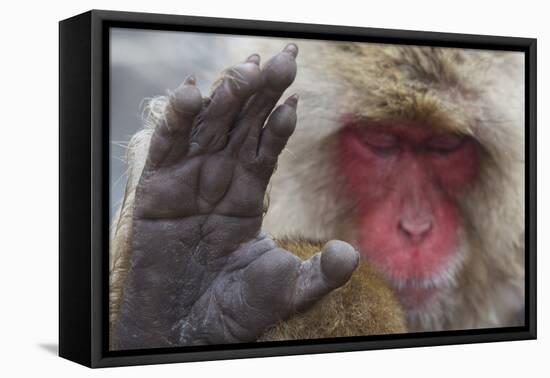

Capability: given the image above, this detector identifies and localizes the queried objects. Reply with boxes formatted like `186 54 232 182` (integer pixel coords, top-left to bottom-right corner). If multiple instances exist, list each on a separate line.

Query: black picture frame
59 9 537 368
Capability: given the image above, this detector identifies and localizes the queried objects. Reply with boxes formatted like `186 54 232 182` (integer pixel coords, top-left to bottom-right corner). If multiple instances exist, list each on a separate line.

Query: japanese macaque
109 39 525 350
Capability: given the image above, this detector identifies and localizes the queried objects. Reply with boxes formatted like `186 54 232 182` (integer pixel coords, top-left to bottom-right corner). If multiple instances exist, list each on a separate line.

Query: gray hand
112 44 359 350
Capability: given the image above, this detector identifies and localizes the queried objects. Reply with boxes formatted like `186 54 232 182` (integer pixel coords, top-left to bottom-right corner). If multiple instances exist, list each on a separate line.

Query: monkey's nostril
399 218 433 241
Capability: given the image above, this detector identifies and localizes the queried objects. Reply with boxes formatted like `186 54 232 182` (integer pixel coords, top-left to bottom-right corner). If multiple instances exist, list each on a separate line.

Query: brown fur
260 240 406 340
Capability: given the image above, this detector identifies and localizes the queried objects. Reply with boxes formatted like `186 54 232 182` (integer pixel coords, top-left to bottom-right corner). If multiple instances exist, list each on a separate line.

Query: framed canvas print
59 9 537 368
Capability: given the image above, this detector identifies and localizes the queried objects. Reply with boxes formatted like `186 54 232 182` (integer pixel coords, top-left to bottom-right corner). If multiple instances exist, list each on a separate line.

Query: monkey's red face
338 119 478 301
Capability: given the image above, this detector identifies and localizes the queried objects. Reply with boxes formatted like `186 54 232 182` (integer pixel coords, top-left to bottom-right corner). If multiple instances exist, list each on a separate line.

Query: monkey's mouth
373 245 465 309
394 285 440 310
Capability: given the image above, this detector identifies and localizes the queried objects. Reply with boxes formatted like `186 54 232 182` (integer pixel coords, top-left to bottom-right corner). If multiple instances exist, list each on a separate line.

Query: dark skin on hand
111 44 360 350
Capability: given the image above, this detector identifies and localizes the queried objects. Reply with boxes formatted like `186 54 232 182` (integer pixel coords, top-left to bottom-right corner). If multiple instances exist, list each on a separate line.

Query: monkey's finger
188 55 262 156
292 240 359 313
253 95 298 173
225 43 298 155
146 76 203 169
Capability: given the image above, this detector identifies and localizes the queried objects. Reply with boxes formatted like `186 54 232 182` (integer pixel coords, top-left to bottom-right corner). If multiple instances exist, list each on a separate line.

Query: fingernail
246 53 261 65
184 74 196 85
285 93 299 108
283 43 298 58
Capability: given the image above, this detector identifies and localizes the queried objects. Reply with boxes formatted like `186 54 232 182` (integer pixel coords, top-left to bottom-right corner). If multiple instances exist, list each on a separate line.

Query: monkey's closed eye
360 130 399 156
426 134 465 153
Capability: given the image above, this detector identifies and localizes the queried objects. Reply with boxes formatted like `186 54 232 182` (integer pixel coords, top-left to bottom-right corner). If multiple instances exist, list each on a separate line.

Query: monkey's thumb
292 240 359 313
